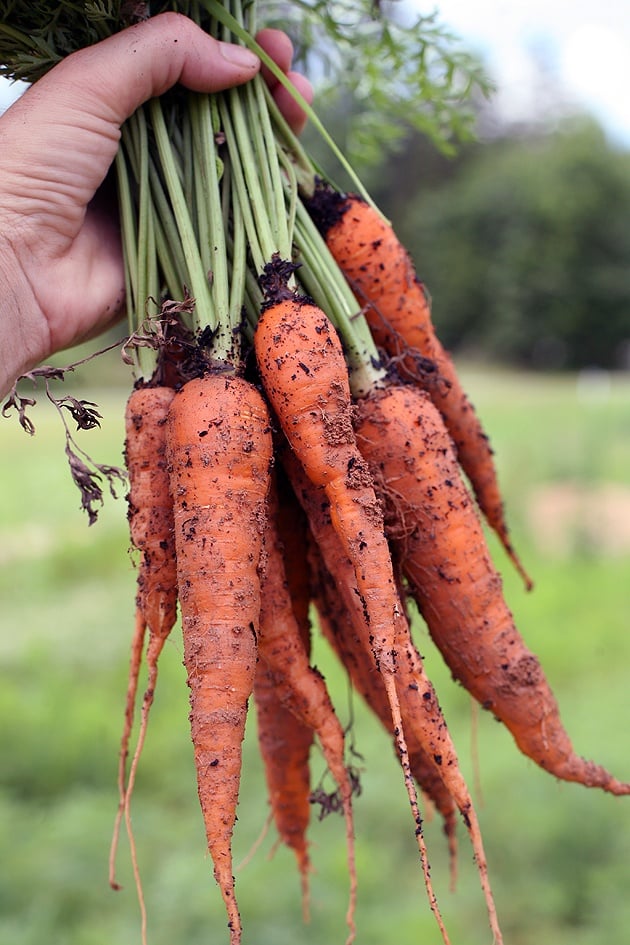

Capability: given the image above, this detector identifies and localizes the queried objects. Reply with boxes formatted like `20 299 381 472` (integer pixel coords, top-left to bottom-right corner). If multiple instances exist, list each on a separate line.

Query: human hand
0 15 312 397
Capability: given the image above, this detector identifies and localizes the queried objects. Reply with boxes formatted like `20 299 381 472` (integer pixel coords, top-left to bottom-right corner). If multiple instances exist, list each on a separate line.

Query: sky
1 2 630 148
412 0 630 148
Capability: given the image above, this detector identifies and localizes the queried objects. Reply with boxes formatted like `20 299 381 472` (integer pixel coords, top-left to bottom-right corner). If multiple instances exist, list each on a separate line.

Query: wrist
0 231 50 398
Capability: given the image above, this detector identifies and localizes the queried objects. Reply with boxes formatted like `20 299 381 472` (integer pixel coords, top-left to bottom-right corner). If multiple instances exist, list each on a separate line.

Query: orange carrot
257 478 358 942
253 660 313 918
310 540 459 884
109 384 178 890
166 373 273 945
355 383 630 795
254 293 452 942
307 188 532 590
254 471 314 915
283 446 500 938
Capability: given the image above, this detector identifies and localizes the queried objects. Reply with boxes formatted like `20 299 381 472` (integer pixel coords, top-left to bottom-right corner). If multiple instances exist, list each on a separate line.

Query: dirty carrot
166 373 273 945
253 661 313 918
274 430 450 944
310 540 459 884
255 469 314 916
258 477 358 942
306 187 532 590
109 384 178 890
355 383 630 796
285 446 499 935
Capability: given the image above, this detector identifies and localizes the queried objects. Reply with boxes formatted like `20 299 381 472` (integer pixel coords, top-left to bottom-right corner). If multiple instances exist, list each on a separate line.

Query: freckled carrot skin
355 383 630 796
309 190 531 589
166 374 273 945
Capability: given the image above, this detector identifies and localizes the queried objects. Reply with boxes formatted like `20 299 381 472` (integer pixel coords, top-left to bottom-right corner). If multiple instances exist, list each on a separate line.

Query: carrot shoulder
308 189 531 590
355 383 630 796
166 373 273 945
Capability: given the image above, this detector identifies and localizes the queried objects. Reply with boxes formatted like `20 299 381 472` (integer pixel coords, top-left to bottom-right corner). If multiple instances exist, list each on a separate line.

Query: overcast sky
2 3 630 148
413 0 630 148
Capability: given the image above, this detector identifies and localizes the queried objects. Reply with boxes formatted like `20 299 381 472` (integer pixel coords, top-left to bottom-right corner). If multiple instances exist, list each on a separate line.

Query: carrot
283 446 499 936
253 476 314 917
256 469 315 915
310 540 459 885
166 373 273 945
307 188 532 590
355 383 630 796
109 384 178 891
253 660 313 918
254 293 452 942
257 477 358 942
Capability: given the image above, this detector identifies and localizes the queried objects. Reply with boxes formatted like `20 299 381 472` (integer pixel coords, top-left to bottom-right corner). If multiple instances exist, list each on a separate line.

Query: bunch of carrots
3 3 629 945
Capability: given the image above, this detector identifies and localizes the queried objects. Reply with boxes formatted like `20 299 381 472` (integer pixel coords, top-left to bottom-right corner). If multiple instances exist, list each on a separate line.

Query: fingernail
220 42 259 69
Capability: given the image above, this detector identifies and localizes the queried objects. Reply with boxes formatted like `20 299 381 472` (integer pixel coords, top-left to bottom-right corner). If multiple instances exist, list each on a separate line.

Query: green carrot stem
149 96 216 332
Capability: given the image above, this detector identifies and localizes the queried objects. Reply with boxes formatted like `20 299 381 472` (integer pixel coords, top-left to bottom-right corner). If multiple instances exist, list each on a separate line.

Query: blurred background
1 2 629 944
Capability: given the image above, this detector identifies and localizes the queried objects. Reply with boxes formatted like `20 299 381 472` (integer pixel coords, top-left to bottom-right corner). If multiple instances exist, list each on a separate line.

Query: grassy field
1 363 629 945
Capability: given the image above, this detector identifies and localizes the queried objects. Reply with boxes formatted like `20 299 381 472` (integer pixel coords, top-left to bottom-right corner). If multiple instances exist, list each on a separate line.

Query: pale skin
0 15 312 398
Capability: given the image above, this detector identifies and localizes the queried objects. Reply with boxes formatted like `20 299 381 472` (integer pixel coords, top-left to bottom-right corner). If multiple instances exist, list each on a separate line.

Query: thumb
0 13 260 217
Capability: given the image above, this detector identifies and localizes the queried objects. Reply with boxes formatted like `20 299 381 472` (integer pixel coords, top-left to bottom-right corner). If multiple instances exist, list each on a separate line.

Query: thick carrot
284 447 499 937
355 383 630 795
310 540 459 884
166 373 273 945
254 295 451 943
109 384 178 890
307 188 532 590
258 478 358 943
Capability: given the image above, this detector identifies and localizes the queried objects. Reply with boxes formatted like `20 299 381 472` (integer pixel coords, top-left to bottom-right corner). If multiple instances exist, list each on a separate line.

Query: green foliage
265 0 492 159
390 118 630 369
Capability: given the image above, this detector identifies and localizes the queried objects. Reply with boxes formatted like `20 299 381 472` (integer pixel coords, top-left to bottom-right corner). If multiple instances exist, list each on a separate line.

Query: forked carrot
355 383 630 796
166 373 273 945
307 187 532 591
109 384 178 890
258 478 358 943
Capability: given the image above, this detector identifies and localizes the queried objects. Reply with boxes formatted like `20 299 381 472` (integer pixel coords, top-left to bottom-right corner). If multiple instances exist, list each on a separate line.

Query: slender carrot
109 384 178 890
355 383 630 795
255 468 315 916
258 478 358 943
166 373 273 945
253 660 313 918
310 540 459 884
284 446 499 938
306 187 532 591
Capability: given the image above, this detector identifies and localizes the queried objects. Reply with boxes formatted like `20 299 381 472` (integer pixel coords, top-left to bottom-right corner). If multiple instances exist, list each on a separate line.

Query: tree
396 118 630 369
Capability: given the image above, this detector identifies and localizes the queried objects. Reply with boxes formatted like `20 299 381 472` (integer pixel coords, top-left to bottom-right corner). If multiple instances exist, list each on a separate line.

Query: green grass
1 367 629 945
